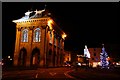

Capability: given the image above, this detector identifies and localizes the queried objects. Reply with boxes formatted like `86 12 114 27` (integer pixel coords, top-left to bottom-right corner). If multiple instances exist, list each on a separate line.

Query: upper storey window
21 29 28 42
49 31 52 44
33 28 41 42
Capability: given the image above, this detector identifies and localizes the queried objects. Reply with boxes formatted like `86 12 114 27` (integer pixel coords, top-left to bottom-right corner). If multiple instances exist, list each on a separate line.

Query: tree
100 44 109 69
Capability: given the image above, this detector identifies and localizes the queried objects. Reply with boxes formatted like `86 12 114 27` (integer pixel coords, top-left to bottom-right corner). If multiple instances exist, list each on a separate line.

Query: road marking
64 70 78 80
49 72 56 76
35 73 38 78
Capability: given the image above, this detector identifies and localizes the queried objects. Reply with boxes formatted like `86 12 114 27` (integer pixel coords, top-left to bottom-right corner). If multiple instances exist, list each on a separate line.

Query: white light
34 9 45 14
78 63 81 66
116 63 120 65
84 45 90 58
2 63 4 65
10 58 12 61
25 10 33 16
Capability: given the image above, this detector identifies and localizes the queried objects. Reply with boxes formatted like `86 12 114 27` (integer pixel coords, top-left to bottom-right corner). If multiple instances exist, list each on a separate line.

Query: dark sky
2 2 120 58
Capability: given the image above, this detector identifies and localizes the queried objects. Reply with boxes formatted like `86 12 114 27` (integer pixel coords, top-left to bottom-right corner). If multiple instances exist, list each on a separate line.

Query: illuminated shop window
49 31 52 44
33 28 41 42
21 29 28 42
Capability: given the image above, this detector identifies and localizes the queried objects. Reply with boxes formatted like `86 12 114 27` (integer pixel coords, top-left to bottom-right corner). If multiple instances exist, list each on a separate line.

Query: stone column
14 26 21 66
25 26 33 67
41 25 47 67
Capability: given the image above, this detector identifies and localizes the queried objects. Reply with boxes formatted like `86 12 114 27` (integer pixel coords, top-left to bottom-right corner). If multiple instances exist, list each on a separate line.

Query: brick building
88 48 102 67
12 9 66 67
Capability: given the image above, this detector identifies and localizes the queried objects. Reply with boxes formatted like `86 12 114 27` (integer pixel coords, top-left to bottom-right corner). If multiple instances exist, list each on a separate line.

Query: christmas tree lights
100 44 109 69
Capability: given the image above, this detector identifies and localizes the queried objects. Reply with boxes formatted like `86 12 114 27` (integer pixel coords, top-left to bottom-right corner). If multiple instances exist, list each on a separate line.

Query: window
95 57 98 61
21 29 28 42
49 31 52 44
33 28 40 42
94 53 96 56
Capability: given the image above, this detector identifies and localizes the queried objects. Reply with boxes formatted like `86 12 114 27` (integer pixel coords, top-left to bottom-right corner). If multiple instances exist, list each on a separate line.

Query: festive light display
100 44 109 68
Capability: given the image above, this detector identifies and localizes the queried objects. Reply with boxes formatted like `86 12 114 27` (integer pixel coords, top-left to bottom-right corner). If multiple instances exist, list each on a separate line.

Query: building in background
88 48 101 67
12 8 67 67
64 51 71 63
77 55 88 66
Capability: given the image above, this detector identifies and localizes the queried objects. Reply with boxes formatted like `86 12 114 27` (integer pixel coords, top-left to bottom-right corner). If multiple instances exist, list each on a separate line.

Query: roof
12 9 48 22
12 9 66 38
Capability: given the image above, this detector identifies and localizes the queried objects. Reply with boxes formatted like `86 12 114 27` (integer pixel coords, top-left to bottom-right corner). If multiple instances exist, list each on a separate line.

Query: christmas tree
100 44 109 69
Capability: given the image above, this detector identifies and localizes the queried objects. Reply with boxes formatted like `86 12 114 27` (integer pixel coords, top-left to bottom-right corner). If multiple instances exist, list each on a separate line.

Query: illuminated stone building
64 51 71 63
12 9 67 67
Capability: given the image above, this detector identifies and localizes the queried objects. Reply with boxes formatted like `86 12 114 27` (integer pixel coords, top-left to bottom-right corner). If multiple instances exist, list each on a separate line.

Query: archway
18 47 27 66
53 51 56 66
31 47 40 66
46 49 52 67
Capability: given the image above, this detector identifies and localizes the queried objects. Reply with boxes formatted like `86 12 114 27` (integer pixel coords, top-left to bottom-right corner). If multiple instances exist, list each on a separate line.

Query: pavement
68 67 120 80
2 66 120 80
2 66 77 80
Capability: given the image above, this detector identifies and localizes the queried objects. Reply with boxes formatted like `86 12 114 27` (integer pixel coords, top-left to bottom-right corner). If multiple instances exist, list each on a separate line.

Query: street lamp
8 56 10 59
62 33 67 40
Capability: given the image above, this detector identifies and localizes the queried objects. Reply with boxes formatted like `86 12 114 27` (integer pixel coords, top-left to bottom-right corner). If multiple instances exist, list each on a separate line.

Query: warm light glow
98 62 101 65
92 62 101 68
106 56 110 61
8 56 10 58
10 58 12 61
48 19 53 30
48 20 53 24
62 33 67 39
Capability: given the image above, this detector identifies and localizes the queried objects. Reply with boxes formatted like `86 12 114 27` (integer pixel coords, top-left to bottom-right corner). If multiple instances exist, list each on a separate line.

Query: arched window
33 28 41 42
21 29 28 42
49 31 52 44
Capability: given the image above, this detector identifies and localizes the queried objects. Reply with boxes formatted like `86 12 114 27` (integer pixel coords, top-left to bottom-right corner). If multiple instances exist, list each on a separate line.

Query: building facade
64 51 71 63
12 9 66 67
88 48 102 67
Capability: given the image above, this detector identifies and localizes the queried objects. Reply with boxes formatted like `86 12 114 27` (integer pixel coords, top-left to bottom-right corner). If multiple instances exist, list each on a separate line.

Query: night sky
2 2 120 58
